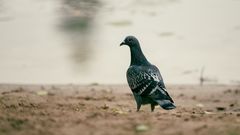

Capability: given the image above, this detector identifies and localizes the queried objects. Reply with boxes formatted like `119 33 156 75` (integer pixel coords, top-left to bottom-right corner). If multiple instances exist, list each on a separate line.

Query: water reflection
0 0 2 11
0 0 4 21
59 0 100 70
0 0 239 84
133 0 179 6
131 0 179 15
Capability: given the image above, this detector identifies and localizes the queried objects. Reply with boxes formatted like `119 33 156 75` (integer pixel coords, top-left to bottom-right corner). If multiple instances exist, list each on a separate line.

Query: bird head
120 36 139 47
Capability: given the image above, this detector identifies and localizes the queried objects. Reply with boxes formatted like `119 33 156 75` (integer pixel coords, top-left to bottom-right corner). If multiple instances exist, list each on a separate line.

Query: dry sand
0 84 240 135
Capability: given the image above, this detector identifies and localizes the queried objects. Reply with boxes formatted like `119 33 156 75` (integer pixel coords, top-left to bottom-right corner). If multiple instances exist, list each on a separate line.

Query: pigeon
120 36 176 112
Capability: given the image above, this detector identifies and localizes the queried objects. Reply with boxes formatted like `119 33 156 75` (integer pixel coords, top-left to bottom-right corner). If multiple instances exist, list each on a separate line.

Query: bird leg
137 103 141 112
151 104 155 112
133 92 142 112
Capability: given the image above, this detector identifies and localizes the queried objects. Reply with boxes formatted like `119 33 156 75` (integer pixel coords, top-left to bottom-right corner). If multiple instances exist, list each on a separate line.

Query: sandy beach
0 84 239 135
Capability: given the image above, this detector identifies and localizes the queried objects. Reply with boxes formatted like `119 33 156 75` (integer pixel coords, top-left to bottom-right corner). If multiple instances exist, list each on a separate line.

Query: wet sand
0 84 240 135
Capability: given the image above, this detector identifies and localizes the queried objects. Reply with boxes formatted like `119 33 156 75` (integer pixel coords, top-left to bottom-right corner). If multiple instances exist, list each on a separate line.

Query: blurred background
0 0 239 85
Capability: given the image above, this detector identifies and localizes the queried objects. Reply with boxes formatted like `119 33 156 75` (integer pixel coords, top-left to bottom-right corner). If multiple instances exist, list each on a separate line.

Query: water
0 0 240 84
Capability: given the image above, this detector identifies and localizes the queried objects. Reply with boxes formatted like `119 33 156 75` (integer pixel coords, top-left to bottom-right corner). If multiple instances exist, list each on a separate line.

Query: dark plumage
120 36 176 112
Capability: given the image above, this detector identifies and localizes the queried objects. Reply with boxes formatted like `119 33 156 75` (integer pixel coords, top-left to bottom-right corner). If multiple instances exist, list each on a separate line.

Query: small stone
135 124 150 132
36 91 48 96
216 107 226 111
213 99 220 102
184 118 189 121
112 109 127 115
178 93 184 97
191 115 197 119
224 89 232 93
204 111 215 115
101 104 109 110
196 103 204 108
192 96 196 100
176 114 181 118
234 89 240 94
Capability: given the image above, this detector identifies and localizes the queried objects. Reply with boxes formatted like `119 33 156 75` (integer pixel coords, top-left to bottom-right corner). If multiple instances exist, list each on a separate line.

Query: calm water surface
0 0 240 84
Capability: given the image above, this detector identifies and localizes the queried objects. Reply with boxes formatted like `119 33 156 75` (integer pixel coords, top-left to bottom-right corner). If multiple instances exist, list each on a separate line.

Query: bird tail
156 100 176 110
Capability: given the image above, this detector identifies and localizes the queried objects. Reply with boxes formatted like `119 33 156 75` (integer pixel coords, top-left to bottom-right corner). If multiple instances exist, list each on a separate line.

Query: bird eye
128 38 133 42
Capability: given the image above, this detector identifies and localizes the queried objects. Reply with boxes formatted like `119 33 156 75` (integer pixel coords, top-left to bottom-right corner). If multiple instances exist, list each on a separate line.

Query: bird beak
120 41 126 46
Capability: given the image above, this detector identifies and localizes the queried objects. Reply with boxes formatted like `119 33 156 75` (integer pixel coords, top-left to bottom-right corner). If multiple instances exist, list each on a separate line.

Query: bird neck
130 46 150 66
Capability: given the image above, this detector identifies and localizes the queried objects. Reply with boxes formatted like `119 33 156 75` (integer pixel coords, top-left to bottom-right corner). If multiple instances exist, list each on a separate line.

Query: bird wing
127 65 173 103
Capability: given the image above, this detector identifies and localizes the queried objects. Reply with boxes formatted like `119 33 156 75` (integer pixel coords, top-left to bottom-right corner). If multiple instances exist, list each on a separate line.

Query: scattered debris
199 67 218 86
11 87 24 93
102 96 115 102
111 108 127 115
2 87 25 95
233 108 240 112
223 89 232 94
